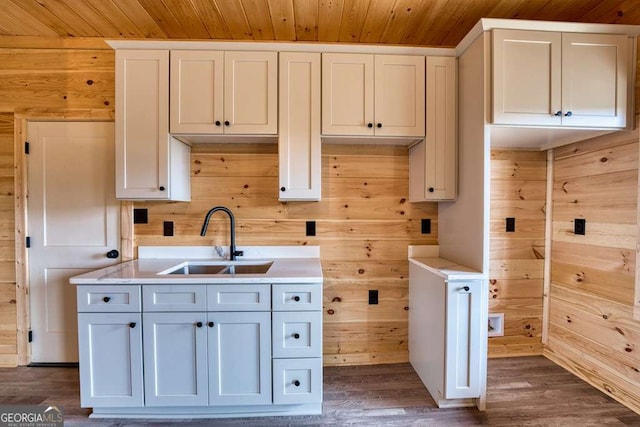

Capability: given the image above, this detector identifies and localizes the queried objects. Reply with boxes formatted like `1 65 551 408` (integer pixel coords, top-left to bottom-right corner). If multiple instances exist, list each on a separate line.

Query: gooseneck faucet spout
200 206 243 261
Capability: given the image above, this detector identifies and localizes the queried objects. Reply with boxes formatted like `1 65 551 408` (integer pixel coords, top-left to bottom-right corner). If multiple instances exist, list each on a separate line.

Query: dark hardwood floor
0 356 637 426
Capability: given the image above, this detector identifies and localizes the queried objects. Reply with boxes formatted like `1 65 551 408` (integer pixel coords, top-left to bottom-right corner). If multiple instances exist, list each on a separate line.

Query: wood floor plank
0 357 636 425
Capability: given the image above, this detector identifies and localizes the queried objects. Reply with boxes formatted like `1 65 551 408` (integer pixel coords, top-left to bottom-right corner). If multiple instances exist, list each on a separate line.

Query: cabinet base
432 397 477 409
89 403 322 419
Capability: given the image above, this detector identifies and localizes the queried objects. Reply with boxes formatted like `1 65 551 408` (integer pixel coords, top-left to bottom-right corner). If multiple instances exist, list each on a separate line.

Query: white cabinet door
278 52 321 201
322 53 374 136
445 280 481 399
116 50 170 199
224 51 278 135
170 50 224 134
272 311 322 358
207 312 271 405
374 55 425 137
492 29 562 126
273 358 323 404
562 33 628 128
77 313 143 408
410 56 457 202
143 312 209 406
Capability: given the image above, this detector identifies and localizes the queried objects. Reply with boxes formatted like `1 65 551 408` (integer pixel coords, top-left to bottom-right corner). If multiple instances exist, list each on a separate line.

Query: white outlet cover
488 313 505 337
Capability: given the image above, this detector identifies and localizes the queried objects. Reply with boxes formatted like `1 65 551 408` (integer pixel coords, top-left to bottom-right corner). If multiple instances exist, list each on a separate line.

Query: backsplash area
134 142 437 366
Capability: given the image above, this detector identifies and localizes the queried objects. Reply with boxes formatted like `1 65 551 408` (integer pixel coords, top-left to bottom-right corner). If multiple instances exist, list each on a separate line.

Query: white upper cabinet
410 56 457 202
116 49 190 201
170 50 224 134
374 55 426 137
278 52 321 201
492 29 629 128
170 50 278 135
322 53 425 137
562 33 628 128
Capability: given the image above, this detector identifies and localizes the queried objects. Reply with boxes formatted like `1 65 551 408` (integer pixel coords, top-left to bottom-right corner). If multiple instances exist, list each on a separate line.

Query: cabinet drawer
272 284 321 311
207 284 270 311
272 311 322 358
143 285 207 312
77 285 141 312
273 358 322 404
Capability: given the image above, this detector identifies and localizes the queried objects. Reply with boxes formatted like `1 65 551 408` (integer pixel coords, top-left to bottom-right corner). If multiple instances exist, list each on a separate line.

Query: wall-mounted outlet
306 221 316 236
368 290 378 305
133 208 148 224
574 218 586 235
488 313 504 337
421 219 431 234
163 221 174 237
505 217 515 232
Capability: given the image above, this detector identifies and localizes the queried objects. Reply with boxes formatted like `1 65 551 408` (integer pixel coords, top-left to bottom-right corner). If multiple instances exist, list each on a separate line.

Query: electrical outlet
368 290 378 305
574 218 586 235
506 217 515 232
306 221 316 236
163 221 174 237
133 208 148 224
488 313 504 337
421 219 431 234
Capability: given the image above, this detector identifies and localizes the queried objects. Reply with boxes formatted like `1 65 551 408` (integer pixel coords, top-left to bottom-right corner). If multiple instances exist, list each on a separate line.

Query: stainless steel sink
160 261 273 276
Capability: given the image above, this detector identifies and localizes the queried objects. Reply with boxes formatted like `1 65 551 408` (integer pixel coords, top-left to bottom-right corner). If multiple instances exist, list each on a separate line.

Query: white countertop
407 245 484 281
70 246 323 285
409 257 484 281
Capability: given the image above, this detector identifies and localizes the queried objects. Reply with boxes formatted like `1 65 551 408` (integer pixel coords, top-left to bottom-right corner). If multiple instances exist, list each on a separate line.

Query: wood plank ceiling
2 0 640 47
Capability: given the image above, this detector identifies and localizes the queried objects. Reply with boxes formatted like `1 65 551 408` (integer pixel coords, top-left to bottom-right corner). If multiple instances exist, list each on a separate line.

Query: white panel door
278 52 321 201
143 312 209 406
208 312 271 405
492 29 562 126
28 122 120 363
170 50 224 134
322 53 374 136
77 313 143 407
561 33 628 128
445 280 481 399
224 51 278 134
374 55 425 137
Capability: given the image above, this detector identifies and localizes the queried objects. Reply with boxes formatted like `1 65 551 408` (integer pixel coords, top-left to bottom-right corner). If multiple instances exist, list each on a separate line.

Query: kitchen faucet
200 206 244 261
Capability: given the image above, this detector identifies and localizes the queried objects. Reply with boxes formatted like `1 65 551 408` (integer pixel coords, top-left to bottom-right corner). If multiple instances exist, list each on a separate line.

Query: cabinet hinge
25 236 31 248
28 330 32 343
24 141 29 154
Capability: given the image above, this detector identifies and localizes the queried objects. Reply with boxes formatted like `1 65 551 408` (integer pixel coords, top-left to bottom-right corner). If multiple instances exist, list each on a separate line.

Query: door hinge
25 236 31 248
24 141 29 154
28 330 32 343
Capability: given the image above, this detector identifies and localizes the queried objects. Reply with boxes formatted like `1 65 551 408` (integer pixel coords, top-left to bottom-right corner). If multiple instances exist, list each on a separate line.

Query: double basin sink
159 261 273 276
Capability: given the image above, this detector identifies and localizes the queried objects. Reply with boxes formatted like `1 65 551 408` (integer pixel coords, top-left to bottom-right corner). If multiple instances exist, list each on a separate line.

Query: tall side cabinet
278 52 321 201
115 50 190 201
409 56 457 202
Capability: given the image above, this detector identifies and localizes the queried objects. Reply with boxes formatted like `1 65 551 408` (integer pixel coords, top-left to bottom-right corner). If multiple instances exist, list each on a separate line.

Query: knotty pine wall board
135 143 437 365
489 149 547 357
0 113 15 365
546 129 640 414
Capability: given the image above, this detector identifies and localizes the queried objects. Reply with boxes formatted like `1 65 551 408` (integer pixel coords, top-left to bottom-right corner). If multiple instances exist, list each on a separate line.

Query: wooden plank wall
134 143 438 366
0 114 16 366
489 150 546 357
545 130 640 413
0 42 114 366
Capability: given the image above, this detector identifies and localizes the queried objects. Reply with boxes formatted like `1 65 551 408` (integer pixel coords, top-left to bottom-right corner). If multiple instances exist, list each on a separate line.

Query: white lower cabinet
142 312 209 406
273 358 322 404
77 282 323 417
208 312 272 405
77 312 144 408
409 262 483 407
